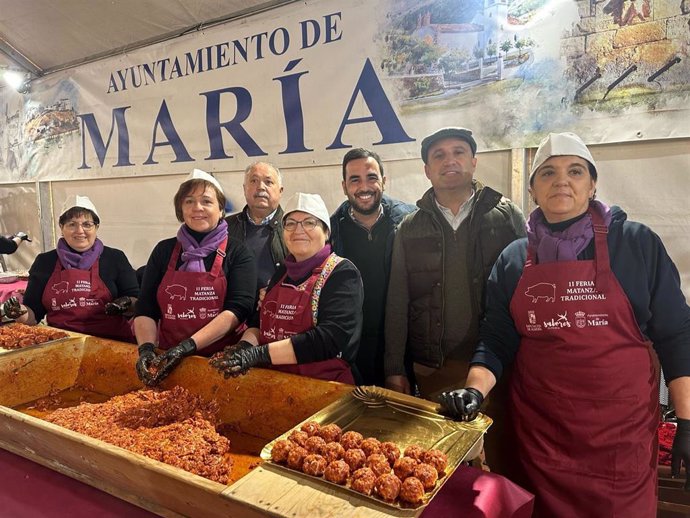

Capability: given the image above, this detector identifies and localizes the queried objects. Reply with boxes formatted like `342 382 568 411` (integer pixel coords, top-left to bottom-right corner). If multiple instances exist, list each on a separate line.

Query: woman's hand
209 342 271 378
136 339 196 386
135 343 158 386
1 297 27 320
439 388 484 421
105 296 132 315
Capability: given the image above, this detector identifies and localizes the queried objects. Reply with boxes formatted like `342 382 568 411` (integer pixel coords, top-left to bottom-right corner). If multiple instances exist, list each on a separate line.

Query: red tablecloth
0 448 533 517
0 279 27 303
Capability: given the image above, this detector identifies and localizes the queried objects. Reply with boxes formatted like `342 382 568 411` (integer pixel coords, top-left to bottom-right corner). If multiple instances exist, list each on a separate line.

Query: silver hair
244 161 282 186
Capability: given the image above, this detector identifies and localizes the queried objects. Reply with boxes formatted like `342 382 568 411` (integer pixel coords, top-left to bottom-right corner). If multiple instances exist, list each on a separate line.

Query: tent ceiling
0 0 294 76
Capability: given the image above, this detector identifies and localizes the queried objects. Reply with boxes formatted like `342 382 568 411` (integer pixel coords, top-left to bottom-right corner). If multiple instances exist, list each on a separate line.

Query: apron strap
590 208 611 292
310 254 343 326
167 242 182 272
210 237 228 278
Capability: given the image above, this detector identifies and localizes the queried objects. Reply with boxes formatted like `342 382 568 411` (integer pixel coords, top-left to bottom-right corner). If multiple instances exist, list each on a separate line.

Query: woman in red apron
210 192 363 384
133 169 256 386
8 195 138 343
439 133 690 517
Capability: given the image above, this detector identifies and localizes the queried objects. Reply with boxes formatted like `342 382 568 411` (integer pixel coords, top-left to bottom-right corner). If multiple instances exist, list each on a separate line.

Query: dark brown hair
59 207 100 226
173 179 226 222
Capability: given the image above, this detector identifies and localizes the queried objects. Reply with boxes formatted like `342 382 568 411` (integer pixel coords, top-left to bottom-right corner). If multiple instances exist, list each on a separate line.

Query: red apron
42 259 134 343
156 239 232 356
260 253 354 384
508 208 658 517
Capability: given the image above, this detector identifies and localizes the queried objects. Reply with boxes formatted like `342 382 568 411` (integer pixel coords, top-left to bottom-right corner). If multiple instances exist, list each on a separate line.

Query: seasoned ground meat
300 420 321 437
399 476 425 504
393 456 418 480
318 423 343 443
288 429 309 448
305 435 327 454
375 472 402 502
366 453 391 477
323 441 345 463
271 439 292 464
343 448 367 471
287 446 308 470
421 448 448 475
403 444 425 462
302 454 327 477
351 467 376 495
414 463 438 490
324 459 350 484
360 437 381 457
340 430 364 450
380 441 401 466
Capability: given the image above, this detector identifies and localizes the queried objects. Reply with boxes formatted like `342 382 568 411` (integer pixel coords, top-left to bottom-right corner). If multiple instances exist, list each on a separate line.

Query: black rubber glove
13 232 31 242
148 338 197 385
1 297 27 320
104 296 132 315
672 418 690 491
135 342 158 386
439 388 484 421
210 343 271 378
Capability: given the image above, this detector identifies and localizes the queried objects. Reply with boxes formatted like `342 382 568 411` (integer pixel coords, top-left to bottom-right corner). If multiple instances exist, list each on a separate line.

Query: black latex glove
439 387 484 421
135 342 158 386
13 231 31 242
147 338 197 385
672 418 690 491
105 296 132 315
1 297 27 320
209 343 271 378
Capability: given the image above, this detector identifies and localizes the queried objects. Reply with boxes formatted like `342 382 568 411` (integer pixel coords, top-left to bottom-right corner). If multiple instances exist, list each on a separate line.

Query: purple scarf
176 220 228 272
56 238 104 270
284 244 332 281
527 200 612 263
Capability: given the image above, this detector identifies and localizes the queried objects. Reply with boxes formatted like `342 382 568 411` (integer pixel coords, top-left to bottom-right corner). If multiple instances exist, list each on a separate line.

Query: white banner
1 0 689 182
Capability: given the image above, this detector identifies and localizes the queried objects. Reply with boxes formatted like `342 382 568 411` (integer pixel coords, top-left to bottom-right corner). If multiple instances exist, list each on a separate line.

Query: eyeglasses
64 221 97 231
283 218 320 232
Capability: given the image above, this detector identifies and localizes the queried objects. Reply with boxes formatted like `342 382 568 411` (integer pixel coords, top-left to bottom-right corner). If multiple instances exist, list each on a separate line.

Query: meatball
399 476 425 505
271 439 292 464
414 463 438 490
393 456 418 480
302 454 327 477
305 435 327 454
350 467 376 496
375 473 402 502
366 453 391 477
340 430 364 450
300 420 321 437
318 423 343 443
403 444 425 462
343 448 367 471
323 441 346 463
380 441 401 466
360 437 381 457
288 430 309 448
286 446 308 471
421 448 448 475
324 459 350 485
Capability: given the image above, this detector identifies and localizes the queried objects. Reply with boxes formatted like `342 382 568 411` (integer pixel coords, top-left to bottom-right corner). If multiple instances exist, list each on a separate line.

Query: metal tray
0 324 71 355
260 385 492 511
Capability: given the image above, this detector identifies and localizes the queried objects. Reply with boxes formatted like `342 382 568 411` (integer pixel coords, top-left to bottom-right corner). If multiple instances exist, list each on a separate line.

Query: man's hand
385 375 411 395
209 343 271 378
13 232 31 242
135 342 158 386
1 297 27 320
672 418 690 491
105 296 132 315
439 388 484 421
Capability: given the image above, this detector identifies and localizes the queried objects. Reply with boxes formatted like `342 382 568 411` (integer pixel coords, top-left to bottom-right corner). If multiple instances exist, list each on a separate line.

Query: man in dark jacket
384 128 526 399
330 148 416 386
225 162 287 293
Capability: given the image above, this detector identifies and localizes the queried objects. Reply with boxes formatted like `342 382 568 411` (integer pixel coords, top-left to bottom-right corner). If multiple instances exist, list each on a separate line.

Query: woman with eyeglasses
133 170 256 386
211 192 364 384
7 195 139 342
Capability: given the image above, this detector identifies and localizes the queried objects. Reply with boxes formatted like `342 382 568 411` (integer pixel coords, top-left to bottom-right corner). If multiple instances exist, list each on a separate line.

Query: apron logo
165 284 187 300
575 311 587 328
61 298 78 309
177 308 196 320
525 282 556 303
528 310 537 324
543 311 571 329
52 281 69 294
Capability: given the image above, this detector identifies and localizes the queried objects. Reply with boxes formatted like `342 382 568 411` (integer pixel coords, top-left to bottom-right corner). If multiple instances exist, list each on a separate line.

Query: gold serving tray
260 385 492 512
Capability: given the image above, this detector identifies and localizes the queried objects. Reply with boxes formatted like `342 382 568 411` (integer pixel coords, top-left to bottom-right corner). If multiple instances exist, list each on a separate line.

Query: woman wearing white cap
439 132 690 517
210 192 363 384
5 195 139 342
134 169 256 386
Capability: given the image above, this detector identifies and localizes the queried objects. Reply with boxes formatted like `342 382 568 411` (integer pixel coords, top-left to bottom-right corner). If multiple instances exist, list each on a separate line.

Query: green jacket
225 205 287 267
384 181 526 375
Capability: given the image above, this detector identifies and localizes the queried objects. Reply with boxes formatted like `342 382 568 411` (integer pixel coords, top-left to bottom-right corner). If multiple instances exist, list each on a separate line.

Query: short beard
350 192 382 216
